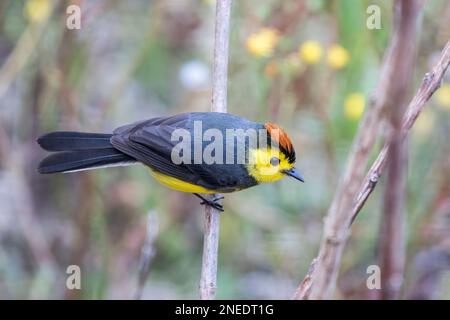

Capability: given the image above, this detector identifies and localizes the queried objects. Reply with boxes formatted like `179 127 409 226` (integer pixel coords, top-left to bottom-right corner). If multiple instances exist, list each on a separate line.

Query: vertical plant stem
294 38 450 300
294 0 423 299
199 0 232 300
378 0 421 300
350 40 450 225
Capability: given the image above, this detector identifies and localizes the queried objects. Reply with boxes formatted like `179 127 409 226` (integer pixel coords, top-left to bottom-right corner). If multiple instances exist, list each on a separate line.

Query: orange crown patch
264 122 294 154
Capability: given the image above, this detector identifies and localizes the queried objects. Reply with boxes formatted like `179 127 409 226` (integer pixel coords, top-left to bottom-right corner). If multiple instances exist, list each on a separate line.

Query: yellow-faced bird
37 112 304 211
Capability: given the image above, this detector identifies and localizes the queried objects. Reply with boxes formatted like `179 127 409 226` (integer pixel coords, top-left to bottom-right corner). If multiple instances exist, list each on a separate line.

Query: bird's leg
193 193 224 212
211 195 224 201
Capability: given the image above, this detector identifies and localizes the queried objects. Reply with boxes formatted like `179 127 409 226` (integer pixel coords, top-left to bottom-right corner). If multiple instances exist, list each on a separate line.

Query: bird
37 112 304 211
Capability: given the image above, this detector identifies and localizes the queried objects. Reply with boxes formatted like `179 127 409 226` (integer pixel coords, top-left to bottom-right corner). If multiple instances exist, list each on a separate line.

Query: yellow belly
149 169 216 194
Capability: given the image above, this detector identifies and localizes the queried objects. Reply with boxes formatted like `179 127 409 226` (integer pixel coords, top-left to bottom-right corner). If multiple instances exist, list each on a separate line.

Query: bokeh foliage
0 0 450 299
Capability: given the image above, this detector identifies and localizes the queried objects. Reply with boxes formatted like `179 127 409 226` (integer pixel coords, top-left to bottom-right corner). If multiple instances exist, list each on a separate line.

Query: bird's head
246 122 304 184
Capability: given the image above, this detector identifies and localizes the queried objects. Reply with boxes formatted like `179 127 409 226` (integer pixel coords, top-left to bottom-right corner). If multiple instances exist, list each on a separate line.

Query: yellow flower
246 28 280 57
24 0 51 23
435 83 450 110
344 93 365 120
299 41 322 64
264 61 279 78
413 108 435 139
327 45 350 69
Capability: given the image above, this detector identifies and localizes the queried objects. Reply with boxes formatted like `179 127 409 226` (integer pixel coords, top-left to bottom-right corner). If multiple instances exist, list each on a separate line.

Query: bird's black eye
270 157 280 166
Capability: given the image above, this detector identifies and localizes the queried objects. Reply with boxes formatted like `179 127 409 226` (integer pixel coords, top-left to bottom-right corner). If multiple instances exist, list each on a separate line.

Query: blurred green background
1 0 450 299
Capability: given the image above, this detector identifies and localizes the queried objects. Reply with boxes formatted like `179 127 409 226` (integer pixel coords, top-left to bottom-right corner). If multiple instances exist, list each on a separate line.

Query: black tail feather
38 148 136 174
37 131 136 174
37 131 113 151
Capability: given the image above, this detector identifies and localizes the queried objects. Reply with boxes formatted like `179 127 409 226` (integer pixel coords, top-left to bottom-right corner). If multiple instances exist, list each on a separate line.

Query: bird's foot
211 195 224 201
194 193 224 212
200 199 224 212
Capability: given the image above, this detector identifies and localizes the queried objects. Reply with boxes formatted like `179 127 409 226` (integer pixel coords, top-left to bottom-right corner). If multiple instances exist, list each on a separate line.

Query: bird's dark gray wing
111 113 260 192
111 114 200 183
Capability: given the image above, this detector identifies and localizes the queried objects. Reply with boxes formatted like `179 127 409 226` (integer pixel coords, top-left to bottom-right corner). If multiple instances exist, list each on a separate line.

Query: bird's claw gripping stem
194 193 224 212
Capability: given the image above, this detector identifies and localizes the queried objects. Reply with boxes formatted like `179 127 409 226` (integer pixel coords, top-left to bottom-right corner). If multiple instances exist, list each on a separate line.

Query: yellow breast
149 169 216 194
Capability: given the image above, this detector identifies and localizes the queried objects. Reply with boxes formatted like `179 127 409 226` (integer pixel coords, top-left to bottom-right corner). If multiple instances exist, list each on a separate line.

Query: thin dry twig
199 0 232 300
293 2 415 299
351 40 450 224
378 0 421 300
293 258 317 299
294 35 450 299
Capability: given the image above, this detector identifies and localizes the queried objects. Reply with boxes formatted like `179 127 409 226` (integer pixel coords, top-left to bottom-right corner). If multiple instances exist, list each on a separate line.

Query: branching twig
199 0 232 300
294 34 450 299
293 2 416 299
351 40 450 225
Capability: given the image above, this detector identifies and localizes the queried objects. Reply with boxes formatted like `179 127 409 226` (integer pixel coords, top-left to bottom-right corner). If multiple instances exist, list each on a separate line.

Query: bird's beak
283 168 305 183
